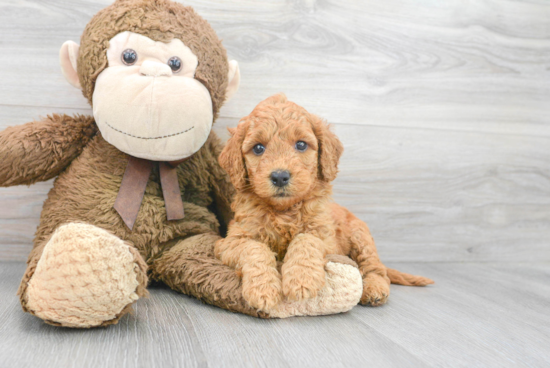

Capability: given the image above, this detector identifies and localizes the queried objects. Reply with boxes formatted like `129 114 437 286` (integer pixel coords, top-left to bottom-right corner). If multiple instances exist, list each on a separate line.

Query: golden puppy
216 94 433 311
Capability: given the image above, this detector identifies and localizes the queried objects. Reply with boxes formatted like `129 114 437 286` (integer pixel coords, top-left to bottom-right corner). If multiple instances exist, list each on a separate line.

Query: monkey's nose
270 170 291 188
139 60 172 77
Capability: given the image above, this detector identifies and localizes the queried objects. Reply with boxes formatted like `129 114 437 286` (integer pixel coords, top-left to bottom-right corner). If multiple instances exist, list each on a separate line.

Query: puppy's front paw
242 268 282 310
361 273 390 307
282 262 326 301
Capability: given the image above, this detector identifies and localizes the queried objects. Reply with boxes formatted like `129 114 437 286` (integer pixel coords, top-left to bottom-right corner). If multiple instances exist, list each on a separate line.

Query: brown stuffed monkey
0 0 363 328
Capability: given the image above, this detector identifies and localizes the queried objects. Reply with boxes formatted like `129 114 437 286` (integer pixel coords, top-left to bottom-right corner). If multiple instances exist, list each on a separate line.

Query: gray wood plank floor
1 261 549 368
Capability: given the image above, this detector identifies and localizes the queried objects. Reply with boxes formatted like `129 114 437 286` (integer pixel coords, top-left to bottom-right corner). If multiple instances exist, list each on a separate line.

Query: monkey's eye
168 56 182 73
121 49 138 65
295 141 308 152
252 144 265 156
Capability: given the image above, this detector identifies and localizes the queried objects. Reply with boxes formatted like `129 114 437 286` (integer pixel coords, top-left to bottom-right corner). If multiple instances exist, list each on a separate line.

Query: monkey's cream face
89 31 212 161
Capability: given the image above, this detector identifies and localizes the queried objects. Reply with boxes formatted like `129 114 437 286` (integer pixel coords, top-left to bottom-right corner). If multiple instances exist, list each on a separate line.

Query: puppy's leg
281 234 327 301
348 217 391 307
215 235 282 311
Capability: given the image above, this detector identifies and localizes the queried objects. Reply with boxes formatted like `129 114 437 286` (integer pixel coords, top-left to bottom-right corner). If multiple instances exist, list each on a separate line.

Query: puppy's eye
252 144 265 156
121 49 138 65
295 141 308 152
168 56 182 72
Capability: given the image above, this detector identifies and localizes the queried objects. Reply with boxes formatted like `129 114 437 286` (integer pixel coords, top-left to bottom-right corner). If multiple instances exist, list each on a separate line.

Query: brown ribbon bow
114 156 186 230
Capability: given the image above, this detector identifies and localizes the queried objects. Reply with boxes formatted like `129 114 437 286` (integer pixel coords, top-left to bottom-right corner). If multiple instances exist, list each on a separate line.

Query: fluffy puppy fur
215 94 433 311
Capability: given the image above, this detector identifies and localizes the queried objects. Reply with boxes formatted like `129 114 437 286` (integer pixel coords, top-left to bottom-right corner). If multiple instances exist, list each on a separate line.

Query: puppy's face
242 112 319 208
220 94 344 210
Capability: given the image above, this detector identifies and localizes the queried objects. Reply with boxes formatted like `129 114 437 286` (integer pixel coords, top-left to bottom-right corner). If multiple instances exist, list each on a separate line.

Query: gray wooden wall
1 0 549 262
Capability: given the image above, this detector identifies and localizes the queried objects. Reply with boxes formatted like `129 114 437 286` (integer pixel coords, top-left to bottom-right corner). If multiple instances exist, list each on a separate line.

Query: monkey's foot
25 223 147 328
265 255 362 318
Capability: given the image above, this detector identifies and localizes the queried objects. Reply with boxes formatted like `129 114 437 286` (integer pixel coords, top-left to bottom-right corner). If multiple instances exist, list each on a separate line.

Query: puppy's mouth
271 186 293 198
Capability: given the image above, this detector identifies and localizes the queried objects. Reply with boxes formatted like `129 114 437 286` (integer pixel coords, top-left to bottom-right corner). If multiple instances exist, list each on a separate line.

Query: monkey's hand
0 114 97 187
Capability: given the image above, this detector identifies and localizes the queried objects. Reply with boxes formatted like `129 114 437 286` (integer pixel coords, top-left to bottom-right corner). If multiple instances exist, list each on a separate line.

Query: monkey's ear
225 60 240 101
60 41 81 89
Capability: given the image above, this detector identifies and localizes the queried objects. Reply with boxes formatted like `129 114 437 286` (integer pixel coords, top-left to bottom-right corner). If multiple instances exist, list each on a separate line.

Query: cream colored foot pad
265 261 363 318
26 223 140 327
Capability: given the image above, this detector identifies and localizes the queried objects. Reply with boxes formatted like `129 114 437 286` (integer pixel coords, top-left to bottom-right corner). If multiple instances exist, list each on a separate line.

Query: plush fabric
25 223 147 328
7 119 244 327
77 0 230 119
266 257 363 318
59 41 81 88
93 31 213 161
0 114 97 187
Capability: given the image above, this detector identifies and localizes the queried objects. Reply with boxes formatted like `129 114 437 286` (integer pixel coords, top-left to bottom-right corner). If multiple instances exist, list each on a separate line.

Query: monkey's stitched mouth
104 121 195 140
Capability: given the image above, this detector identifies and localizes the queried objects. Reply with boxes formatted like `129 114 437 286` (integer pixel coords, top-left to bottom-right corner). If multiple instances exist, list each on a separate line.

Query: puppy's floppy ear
311 115 344 182
219 121 250 190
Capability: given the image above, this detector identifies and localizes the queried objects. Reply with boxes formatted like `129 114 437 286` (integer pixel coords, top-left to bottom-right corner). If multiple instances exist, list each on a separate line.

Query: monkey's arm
0 114 98 187
205 131 236 234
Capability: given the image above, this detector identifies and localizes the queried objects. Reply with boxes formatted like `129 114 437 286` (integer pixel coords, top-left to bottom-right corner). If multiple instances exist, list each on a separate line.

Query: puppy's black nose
270 170 290 187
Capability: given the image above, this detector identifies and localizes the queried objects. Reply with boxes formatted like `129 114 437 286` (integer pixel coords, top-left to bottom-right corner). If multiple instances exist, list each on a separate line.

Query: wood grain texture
1 261 549 368
1 0 549 262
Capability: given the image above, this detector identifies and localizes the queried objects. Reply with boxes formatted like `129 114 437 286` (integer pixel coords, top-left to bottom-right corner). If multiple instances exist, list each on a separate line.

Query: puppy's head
219 94 343 209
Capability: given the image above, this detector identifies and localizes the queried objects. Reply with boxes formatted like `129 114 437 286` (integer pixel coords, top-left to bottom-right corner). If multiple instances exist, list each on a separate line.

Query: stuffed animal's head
59 0 240 161
219 94 344 210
